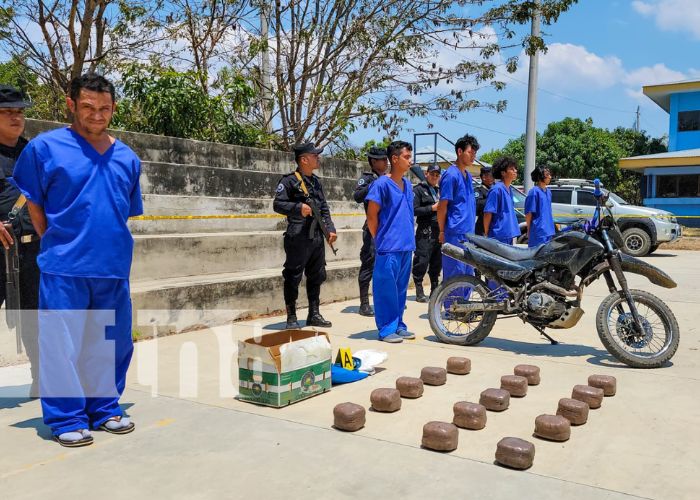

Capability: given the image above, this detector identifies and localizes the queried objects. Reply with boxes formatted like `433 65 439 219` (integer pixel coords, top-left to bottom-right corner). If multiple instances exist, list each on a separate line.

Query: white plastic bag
353 350 388 375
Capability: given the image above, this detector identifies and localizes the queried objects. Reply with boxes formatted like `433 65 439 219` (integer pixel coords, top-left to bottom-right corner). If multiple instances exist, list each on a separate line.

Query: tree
112 62 262 146
240 0 578 150
0 1 163 115
163 0 253 93
484 117 668 203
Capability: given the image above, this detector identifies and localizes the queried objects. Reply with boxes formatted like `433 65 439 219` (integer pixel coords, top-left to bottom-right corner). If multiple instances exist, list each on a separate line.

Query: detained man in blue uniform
437 134 478 306
365 141 415 343
525 165 555 247
12 74 143 447
483 156 520 244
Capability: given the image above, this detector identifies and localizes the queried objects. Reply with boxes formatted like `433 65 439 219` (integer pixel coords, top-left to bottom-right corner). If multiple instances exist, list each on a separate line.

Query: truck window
576 190 597 206
551 189 572 204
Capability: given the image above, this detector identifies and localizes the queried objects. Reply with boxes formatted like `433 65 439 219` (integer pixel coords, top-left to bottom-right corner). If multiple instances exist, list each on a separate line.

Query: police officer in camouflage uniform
0 85 40 396
273 142 337 329
474 165 494 236
353 146 388 316
411 164 442 302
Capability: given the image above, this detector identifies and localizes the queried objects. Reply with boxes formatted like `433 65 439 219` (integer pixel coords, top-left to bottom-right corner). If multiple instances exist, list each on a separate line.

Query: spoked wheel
596 289 680 368
428 275 500 345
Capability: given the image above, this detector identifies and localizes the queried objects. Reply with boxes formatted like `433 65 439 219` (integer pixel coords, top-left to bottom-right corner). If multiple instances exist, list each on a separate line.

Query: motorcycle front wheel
596 289 680 368
428 275 498 346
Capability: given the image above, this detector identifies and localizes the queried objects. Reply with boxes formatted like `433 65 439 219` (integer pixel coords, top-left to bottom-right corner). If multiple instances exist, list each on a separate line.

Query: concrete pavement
1 250 699 499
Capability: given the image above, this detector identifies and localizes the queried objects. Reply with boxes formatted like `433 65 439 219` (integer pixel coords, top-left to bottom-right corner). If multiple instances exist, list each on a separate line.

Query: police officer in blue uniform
411 164 441 302
274 142 337 329
0 85 40 397
353 146 388 316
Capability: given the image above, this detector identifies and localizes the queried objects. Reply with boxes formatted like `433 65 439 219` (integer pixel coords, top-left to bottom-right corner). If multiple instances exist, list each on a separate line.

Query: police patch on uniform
475 192 480 198
276 183 284 193
357 178 365 186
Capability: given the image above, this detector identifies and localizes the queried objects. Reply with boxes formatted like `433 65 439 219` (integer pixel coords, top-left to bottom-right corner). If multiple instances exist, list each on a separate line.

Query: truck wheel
621 227 652 256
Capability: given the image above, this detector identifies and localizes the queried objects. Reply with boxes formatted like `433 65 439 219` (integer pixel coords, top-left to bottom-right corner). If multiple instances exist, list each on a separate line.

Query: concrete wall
669 93 700 152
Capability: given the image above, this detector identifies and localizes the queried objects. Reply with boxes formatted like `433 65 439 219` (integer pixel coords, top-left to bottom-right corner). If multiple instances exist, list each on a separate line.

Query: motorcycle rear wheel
596 289 680 368
428 275 498 346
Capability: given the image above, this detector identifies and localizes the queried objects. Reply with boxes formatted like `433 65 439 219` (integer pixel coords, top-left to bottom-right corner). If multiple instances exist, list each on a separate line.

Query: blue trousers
39 274 133 436
442 232 474 282
372 251 411 339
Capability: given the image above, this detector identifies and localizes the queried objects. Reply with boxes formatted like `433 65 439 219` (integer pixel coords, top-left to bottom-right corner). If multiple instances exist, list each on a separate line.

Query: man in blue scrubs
437 134 478 281
483 156 520 244
525 165 555 247
13 74 143 447
366 141 415 343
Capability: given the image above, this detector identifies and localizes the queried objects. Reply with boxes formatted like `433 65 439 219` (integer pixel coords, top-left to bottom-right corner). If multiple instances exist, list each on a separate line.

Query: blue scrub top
525 185 555 246
365 175 415 253
12 127 144 279
439 165 475 236
484 181 520 241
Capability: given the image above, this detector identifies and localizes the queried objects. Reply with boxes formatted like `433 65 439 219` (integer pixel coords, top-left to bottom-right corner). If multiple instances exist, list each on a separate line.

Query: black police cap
426 164 441 173
0 85 32 108
293 142 324 159
480 165 493 176
367 146 387 160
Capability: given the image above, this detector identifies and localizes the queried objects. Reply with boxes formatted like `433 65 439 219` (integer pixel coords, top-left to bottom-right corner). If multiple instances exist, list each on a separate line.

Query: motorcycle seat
465 234 543 261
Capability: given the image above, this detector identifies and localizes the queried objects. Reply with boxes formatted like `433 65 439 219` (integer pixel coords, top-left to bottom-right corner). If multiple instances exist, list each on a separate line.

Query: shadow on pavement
422 334 650 369
10 402 136 441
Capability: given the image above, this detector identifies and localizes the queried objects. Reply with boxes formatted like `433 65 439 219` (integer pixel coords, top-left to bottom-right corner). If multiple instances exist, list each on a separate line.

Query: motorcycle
429 179 680 368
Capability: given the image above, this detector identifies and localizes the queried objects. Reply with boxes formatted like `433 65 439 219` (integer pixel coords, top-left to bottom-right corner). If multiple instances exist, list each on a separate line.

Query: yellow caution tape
130 212 365 221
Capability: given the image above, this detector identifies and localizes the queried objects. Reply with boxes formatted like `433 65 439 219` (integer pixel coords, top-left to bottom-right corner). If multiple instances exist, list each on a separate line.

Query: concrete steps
131 229 364 280
131 260 364 333
130 195 365 234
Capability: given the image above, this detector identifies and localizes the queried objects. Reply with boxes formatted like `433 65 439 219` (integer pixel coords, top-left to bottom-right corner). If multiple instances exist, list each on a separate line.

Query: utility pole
523 0 541 192
259 2 273 146
635 106 641 132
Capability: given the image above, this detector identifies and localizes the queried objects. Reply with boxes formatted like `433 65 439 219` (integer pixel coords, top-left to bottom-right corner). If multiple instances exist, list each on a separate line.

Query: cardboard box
238 329 332 407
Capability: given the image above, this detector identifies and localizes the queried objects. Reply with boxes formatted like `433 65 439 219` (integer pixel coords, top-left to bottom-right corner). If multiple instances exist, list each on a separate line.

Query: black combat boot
358 288 374 316
306 300 332 327
430 279 440 298
415 282 428 303
285 303 300 329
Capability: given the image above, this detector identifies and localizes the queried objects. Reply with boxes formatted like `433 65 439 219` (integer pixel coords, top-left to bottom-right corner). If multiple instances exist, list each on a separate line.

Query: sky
352 0 700 158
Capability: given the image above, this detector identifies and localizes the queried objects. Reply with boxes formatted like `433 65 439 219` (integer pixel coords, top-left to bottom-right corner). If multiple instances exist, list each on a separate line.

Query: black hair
530 165 550 183
454 134 480 155
69 73 115 102
492 156 518 180
386 140 412 165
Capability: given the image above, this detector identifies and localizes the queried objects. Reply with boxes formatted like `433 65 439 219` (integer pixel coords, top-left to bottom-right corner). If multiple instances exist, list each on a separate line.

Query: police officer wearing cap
0 85 40 396
274 142 337 329
411 164 442 302
475 165 494 236
352 146 388 316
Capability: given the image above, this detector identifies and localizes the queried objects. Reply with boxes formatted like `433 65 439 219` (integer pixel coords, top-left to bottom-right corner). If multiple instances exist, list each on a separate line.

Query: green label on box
239 360 332 407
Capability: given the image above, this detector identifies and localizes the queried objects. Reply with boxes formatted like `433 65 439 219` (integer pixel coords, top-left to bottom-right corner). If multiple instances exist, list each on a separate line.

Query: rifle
3 222 22 354
293 172 338 255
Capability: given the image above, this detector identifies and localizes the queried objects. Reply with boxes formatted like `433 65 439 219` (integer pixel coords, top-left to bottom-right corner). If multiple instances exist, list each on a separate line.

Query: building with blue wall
619 80 700 226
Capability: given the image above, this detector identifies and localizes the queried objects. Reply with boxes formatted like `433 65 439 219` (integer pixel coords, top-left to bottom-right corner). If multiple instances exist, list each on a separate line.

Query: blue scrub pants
372 251 411 339
528 233 552 248
38 273 133 436
441 232 474 308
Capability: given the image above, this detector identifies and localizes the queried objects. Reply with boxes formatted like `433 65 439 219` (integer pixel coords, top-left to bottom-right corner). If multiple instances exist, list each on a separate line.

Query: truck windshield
608 192 629 205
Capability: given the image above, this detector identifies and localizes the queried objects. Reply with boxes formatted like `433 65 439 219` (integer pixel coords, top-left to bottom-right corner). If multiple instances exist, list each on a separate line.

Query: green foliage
484 117 667 204
0 57 65 121
112 63 263 146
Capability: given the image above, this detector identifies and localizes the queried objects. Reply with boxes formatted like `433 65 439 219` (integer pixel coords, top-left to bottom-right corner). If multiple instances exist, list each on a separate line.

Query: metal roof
643 79 700 113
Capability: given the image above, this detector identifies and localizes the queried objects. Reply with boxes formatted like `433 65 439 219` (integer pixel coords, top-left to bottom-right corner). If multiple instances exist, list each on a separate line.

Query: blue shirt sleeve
524 190 537 216
439 172 455 201
365 177 384 207
11 141 46 207
483 185 501 214
129 159 144 217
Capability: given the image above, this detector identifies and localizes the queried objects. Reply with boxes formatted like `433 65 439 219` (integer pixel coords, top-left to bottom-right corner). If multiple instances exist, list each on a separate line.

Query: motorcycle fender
619 253 677 288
